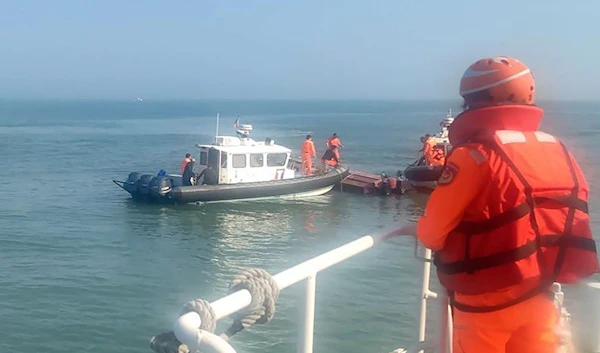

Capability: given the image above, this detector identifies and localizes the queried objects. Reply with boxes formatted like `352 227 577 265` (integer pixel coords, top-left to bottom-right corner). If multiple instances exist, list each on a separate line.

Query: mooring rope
221 268 280 339
150 268 279 353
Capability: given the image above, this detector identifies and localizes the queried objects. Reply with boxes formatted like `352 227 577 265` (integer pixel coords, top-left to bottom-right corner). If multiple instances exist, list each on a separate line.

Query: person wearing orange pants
301 134 316 175
397 56 599 353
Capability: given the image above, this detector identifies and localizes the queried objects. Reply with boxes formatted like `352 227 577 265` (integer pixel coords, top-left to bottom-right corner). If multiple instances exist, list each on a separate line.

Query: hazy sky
1 0 598 100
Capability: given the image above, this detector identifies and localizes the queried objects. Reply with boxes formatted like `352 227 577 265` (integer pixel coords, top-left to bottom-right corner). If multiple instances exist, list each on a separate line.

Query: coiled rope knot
223 268 279 338
181 298 217 333
149 298 216 353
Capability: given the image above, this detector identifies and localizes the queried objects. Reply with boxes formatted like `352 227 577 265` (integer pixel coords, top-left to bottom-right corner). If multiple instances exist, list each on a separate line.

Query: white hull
189 185 334 204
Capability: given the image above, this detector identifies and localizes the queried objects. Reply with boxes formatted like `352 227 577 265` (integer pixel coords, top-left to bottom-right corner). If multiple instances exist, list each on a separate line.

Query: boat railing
149 226 596 353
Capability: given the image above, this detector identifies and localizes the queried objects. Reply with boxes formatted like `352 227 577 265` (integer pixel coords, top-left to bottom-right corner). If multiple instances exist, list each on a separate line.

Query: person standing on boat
397 56 598 353
301 135 317 175
180 153 192 173
326 133 343 160
182 158 195 186
320 145 339 171
198 164 218 185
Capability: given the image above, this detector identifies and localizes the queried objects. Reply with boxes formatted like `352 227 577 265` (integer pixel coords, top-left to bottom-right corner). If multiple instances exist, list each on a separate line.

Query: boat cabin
432 109 454 155
194 125 294 185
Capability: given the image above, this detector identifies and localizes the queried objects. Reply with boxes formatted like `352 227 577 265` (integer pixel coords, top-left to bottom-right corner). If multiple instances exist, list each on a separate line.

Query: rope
150 269 278 351
181 298 217 333
336 167 347 193
222 268 280 339
149 299 216 353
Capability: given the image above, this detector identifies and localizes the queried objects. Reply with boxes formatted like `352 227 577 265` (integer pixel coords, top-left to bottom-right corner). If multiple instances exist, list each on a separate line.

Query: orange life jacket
424 137 445 165
431 146 445 163
180 157 191 173
328 137 341 147
434 129 598 312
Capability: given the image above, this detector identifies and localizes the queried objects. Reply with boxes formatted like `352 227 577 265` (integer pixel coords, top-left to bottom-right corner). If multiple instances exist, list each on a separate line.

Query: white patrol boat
113 123 349 204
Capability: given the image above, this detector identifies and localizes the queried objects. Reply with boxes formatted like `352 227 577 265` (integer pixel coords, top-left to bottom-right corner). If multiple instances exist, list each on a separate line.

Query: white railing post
417 247 433 353
438 291 452 353
298 274 317 353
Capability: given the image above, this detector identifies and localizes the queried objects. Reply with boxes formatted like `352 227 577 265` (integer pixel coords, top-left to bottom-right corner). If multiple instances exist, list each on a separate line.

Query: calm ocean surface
0 100 598 353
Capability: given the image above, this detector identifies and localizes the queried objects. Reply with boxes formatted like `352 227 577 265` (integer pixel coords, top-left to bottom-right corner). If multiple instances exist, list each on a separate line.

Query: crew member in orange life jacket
320 145 339 171
326 133 343 160
180 153 192 173
395 56 599 353
421 134 445 166
301 135 317 175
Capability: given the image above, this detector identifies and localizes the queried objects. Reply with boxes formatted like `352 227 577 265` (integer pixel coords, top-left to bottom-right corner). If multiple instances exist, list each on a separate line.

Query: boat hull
400 164 444 194
115 165 349 204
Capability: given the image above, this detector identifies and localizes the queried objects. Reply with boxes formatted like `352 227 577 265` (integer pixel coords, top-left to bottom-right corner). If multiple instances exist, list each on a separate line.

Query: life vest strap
454 195 588 236
455 202 530 235
535 195 588 214
435 234 597 275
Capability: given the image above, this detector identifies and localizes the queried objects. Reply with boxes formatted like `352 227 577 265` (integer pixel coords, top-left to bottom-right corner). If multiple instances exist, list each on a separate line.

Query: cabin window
250 153 264 168
267 153 287 167
199 151 208 166
232 154 247 168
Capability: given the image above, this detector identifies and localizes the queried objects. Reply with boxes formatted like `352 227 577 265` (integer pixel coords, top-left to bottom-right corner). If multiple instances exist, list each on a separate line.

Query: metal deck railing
149 225 589 353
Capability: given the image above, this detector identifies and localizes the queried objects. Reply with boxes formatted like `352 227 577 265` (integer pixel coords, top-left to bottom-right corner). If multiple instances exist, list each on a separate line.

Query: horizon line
0 97 597 103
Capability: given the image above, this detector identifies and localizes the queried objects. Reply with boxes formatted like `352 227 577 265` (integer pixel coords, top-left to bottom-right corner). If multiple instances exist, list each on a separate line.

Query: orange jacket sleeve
310 141 316 157
416 146 489 251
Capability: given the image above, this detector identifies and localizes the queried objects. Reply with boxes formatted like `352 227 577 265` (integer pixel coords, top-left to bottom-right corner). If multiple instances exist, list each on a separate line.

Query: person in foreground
398 56 599 353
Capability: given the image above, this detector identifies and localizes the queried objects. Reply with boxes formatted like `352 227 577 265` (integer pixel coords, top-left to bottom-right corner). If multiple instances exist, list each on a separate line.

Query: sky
1 0 598 100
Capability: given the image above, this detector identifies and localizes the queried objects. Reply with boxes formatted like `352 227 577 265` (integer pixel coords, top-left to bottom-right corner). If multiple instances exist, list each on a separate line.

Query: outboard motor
149 176 172 200
125 172 143 194
137 174 154 197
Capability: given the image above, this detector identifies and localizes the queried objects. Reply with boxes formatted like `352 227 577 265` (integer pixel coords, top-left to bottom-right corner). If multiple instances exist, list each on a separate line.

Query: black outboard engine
137 174 154 198
125 172 142 194
149 176 173 200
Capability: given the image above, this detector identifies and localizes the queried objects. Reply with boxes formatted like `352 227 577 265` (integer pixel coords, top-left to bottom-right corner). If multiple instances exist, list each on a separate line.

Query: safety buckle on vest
414 239 433 263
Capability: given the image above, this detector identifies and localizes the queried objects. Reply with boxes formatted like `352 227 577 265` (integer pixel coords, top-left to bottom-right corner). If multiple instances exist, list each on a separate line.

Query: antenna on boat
214 113 220 144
